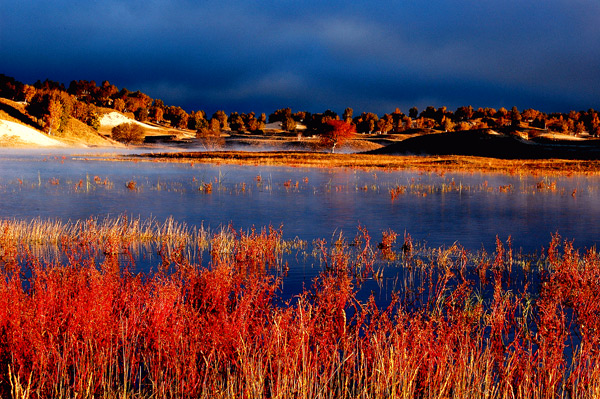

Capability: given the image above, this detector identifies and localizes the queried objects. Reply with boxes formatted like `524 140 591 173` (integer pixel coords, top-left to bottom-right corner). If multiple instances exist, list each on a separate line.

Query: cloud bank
3 0 599 114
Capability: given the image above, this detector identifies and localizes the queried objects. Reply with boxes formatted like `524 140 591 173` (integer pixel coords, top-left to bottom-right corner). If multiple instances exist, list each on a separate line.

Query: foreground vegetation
2 217 600 398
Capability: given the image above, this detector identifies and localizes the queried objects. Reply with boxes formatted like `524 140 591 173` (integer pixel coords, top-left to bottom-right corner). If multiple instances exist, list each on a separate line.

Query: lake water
1 149 599 255
2 148 600 311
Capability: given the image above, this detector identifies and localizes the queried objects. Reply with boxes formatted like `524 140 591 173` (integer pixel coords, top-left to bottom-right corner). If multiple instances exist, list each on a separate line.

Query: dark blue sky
2 0 599 115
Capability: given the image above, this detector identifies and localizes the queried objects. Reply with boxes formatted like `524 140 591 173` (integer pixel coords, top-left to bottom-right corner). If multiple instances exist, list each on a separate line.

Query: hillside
0 98 119 147
0 119 66 147
368 129 600 160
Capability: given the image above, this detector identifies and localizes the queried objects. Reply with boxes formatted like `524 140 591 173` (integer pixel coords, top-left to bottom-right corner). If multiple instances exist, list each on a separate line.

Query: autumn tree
164 106 189 129
457 121 471 131
320 119 355 153
72 101 100 130
304 111 338 134
416 117 436 129
188 111 208 130
196 120 224 149
113 98 126 113
0 74 24 100
322 109 339 121
45 98 63 135
510 106 522 127
33 79 65 92
591 112 600 133
354 112 378 133
281 115 297 131
409 107 419 119
111 123 145 144
494 107 509 128
125 91 152 117
473 120 489 129
208 118 221 132
269 108 292 123
391 108 404 132
532 115 547 130
293 111 308 122
212 110 229 130
21 86 35 103
475 107 496 118
148 106 164 123
343 107 353 123
98 81 118 106
455 105 474 121
521 109 539 123
420 106 437 120
377 113 394 133
495 107 508 118
244 112 260 132
229 112 245 132
442 116 455 132
134 107 149 122
67 80 98 102
257 113 267 131
495 116 509 128
27 90 73 135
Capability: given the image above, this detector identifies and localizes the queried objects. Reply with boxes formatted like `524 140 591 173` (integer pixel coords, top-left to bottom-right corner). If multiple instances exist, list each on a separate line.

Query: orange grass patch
117 151 600 176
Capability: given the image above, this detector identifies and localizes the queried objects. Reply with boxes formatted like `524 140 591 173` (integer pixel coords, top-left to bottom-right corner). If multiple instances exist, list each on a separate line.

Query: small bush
111 122 145 144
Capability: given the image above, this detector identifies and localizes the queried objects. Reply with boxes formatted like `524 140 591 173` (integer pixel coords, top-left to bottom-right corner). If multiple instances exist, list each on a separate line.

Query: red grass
1 220 600 397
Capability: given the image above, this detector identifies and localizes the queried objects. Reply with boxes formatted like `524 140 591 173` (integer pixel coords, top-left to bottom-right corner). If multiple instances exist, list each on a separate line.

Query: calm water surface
1 149 599 255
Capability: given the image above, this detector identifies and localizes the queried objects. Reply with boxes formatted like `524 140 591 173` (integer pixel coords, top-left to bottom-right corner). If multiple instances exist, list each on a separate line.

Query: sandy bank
0 119 66 147
99 112 160 130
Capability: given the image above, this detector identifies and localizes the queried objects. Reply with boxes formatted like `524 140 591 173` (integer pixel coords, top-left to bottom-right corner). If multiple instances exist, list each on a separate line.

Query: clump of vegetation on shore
2 216 600 397
111 123 145 144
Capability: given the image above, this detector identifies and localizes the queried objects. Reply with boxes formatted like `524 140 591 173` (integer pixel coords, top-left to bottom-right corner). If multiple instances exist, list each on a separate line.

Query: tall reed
2 218 600 398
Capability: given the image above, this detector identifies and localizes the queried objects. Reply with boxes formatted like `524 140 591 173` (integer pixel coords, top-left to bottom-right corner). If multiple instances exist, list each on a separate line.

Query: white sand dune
0 119 66 147
100 112 159 130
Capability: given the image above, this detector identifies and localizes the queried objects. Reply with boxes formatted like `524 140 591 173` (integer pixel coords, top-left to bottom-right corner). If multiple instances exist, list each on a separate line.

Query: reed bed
1 218 600 398
127 152 600 176
0 215 206 247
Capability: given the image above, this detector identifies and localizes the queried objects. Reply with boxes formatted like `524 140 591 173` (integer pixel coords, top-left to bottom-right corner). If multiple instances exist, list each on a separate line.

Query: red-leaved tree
321 119 355 153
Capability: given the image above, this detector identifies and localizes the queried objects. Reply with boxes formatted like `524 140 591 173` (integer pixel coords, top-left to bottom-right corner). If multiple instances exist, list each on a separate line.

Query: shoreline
117 150 600 175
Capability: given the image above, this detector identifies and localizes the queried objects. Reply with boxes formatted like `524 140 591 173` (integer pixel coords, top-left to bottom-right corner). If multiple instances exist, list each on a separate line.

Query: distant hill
368 129 600 160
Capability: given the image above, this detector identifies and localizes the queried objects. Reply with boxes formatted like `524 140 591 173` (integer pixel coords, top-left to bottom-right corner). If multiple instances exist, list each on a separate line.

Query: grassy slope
0 98 118 147
0 98 41 129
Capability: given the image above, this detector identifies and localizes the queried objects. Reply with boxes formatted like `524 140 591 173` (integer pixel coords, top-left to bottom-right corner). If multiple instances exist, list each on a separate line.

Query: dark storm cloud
2 0 599 114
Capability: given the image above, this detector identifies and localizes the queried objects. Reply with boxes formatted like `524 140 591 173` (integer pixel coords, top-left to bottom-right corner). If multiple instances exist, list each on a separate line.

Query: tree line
1 74 599 139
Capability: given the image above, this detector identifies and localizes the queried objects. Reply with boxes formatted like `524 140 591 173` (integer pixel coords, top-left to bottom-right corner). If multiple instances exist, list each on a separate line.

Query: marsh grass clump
126 180 137 191
2 218 600 398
